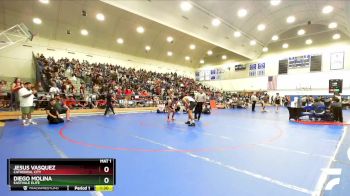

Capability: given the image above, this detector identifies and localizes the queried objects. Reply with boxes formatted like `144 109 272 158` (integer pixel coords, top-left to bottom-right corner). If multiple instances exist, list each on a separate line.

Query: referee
194 88 206 121
104 90 116 116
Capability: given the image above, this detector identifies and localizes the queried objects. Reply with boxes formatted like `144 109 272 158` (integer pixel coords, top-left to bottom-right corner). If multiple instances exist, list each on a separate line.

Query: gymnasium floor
0 107 349 196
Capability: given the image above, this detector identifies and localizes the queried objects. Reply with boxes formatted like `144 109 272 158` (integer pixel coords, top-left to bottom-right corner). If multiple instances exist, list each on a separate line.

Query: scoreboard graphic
8 158 116 191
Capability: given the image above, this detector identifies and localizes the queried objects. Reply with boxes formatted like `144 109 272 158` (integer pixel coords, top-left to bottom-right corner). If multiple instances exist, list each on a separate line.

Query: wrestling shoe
188 123 195 126
185 121 190 124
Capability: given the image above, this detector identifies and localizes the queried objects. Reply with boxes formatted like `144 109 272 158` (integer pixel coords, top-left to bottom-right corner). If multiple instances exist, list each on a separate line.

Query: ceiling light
189 44 196 50
185 56 191 61
270 0 281 6
332 33 341 40
32 17 42 25
271 35 279 41
116 38 124 44
38 0 49 4
297 29 305 35
305 39 312 45
234 31 241 38
136 26 145 33
222 55 227 60
286 16 295 24
167 51 173 56
166 36 174 43
328 22 337 29
237 9 247 18
145 45 151 51
250 40 256 46
96 13 105 21
322 5 333 14
200 59 205 64
257 24 266 31
207 50 213 56
282 43 289 49
262 47 268 52
180 1 192 11
80 29 88 36
211 18 221 26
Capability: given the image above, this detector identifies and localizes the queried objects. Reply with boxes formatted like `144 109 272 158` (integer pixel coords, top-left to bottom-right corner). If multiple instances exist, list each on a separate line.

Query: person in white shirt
251 93 257 112
18 82 37 126
49 83 61 95
194 88 206 121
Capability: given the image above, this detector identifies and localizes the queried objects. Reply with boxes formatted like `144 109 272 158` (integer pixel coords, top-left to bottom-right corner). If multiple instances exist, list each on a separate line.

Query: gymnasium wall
199 41 350 95
0 37 195 83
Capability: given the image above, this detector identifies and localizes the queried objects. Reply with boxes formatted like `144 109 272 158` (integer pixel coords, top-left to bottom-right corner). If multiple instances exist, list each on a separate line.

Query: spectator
35 81 45 93
312 99 325 113
11 77 22 110
330 97 343 122
49 82 61 95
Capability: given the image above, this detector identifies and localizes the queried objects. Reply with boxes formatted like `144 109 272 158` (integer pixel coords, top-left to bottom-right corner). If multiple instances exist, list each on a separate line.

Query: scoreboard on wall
8 158 116 191
329 79 343 93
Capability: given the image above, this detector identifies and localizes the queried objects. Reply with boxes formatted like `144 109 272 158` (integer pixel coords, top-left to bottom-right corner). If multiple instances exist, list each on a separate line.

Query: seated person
157 102 166 113
324 97 332 109
54 94 71 121
330 97 343 122
202 104 211 114
46 98 64 124
312 99 325 113
78 99 89 109
65 95 77 109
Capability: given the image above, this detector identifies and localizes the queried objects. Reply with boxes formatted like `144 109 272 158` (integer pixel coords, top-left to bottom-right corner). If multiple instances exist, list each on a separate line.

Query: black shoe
185 121 190 124
188 123 195 126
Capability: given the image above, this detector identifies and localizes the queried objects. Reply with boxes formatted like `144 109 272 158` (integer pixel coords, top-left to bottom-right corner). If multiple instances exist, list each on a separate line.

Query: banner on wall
195 71 200 81
257 63 265 76
330 52 344 70
249 64 256 77
235 64 246 71
210 69 217 80
249 62 265 77
288 55 311 69
195 68 227 81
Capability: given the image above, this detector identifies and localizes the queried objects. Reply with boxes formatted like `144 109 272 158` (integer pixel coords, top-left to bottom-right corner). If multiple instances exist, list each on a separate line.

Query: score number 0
103 166 110 184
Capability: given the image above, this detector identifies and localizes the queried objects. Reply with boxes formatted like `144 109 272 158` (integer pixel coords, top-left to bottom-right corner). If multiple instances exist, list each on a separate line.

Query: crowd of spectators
1 54 349 115
34 54 220 109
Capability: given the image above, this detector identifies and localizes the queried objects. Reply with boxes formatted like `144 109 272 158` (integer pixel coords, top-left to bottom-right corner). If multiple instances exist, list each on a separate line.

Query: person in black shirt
46 98 64 124
104 90 116 116
330 97 343 122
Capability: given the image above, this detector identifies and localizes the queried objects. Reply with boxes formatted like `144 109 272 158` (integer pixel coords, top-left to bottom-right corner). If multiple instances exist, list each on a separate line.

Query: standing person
330 97 343 122
166 97 177 122
18 82 37 126
104 90 116 116
11 77 22 110
251 93 257 112
194 89 206 121
46 98 64 124
275 93 281 112
260 93 267 112
182 95 196 126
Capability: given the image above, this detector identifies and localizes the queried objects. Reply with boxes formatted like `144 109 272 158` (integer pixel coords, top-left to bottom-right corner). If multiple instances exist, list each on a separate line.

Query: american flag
268 76 277 90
